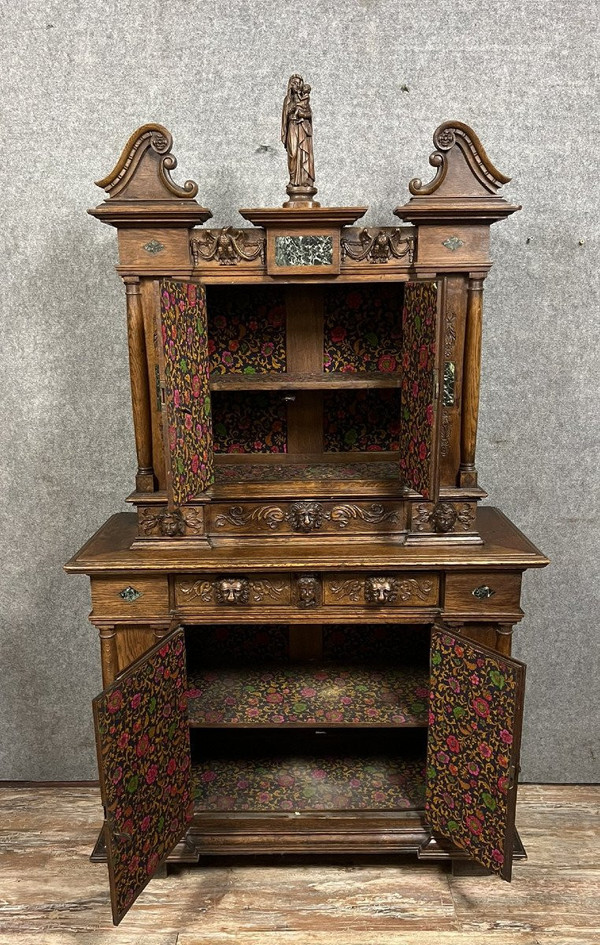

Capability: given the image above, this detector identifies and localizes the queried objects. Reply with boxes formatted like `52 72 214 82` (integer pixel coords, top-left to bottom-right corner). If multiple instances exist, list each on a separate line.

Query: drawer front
323 573 439 608
176 575 293 610
208 500 405 537
90 577 170 617
175 571 439 614
444 572 522 615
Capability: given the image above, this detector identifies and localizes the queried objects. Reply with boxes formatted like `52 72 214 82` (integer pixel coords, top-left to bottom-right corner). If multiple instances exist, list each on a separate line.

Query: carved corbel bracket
90 123 212 227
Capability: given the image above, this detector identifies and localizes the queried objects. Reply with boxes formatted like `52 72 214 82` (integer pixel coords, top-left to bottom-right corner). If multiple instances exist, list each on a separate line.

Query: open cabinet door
399 281 442 500
426 627 526 880
157 279 214 506
92 627 193 924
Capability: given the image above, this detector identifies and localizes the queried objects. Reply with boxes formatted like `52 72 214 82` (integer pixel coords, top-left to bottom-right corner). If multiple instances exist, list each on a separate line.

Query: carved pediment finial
90 124 212 226
408 120 510 198
95 123 199 199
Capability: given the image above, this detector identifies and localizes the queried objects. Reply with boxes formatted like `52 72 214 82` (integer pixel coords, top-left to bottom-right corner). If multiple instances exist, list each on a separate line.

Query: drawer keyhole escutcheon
472 584 495 600
119 586 142 603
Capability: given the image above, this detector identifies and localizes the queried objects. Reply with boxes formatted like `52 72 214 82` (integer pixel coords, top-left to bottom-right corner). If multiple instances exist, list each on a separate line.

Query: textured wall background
0 0 598 781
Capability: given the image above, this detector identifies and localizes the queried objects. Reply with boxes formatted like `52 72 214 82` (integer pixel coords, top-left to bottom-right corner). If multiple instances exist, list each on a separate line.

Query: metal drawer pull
119 586 142 602
472 584 495 600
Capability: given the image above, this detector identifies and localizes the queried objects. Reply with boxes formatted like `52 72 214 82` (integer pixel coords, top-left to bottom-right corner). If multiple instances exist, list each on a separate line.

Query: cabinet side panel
426 628 525 880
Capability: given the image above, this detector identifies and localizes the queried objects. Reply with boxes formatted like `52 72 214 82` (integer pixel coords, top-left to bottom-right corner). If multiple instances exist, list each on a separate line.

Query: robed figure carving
281 74 319 206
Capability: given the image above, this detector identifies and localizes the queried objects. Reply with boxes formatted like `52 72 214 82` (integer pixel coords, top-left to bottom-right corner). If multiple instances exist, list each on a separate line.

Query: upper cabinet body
89 99 520 549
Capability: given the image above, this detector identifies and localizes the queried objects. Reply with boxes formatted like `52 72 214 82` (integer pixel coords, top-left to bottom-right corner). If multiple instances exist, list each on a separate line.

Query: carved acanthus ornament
190 228 265 267
341 228 414 264
177 576 288 605
214 501 400 533
328 576 434 604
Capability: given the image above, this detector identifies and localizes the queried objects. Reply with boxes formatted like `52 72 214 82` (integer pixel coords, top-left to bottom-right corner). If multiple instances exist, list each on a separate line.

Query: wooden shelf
192 739 426 813
210 371 402 391
187 662 429 728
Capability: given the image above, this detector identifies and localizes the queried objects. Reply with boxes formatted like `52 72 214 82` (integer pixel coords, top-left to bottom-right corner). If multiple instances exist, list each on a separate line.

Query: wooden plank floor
0 784 598 944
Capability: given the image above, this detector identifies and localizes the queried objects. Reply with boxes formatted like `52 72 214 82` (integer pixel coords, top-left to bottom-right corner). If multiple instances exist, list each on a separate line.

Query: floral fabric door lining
93 627 193 924
399 281 440 499
426 628 525 880
158 279 214 505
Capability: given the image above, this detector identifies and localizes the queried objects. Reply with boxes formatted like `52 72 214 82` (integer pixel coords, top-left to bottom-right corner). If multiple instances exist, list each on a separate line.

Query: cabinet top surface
65 507 548 574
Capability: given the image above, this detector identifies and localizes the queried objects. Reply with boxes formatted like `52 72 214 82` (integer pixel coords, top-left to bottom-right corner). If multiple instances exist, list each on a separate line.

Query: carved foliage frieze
213 501 402 534
177 576 289 606
328 576 434 605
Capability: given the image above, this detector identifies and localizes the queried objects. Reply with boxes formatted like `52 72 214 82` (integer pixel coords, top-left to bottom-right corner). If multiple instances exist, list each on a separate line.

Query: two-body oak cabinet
65 94 548 924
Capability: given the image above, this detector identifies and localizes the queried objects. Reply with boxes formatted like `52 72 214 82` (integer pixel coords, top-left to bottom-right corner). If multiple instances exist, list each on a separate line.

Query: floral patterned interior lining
214 461 400 482
160 280 214 502
192 749 426 812
212 391 287 453
93 629 192 923
323 389 401 452
323 285 403 374
426 629 523 877
207 285 286 374
187 663 429 727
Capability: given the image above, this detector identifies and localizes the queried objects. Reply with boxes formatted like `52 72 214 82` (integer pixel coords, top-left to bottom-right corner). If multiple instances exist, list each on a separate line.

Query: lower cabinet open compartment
184 622 431 851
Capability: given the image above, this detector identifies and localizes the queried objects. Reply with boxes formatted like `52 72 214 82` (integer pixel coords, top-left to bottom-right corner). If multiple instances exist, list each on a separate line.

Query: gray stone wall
1 0 598 781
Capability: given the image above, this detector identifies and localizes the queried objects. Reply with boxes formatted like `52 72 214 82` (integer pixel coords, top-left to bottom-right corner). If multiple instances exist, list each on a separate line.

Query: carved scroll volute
394 120 521 223
90 123 212 225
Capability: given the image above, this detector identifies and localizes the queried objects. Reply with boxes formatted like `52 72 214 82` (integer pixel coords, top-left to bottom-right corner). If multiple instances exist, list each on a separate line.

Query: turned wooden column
98 625 119 687
459 277 484 487
124 277 154 492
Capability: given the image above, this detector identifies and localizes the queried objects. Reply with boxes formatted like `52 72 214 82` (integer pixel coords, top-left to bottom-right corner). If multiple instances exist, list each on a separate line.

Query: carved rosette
412 502 476 534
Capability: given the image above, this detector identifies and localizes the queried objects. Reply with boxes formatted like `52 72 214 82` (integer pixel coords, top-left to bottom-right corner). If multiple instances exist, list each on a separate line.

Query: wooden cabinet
66 84 548 924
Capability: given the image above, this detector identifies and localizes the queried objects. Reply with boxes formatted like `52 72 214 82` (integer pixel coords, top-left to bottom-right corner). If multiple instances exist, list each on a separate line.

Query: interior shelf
187 662 430 728
192 734 426 813
209 371 402 391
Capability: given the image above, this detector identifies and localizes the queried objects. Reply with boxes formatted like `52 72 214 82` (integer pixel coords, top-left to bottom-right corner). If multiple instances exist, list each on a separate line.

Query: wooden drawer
207 500 405 537
176 574 293 610
444 571 522 616
175 571 439 613
323 573 439 608
90 577 170 617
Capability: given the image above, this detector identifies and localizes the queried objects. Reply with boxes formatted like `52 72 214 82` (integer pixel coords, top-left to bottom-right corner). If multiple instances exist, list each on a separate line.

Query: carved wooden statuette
281 74 319 207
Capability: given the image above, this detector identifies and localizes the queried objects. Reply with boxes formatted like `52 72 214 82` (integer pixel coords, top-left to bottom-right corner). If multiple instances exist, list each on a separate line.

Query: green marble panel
274 235 334 267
